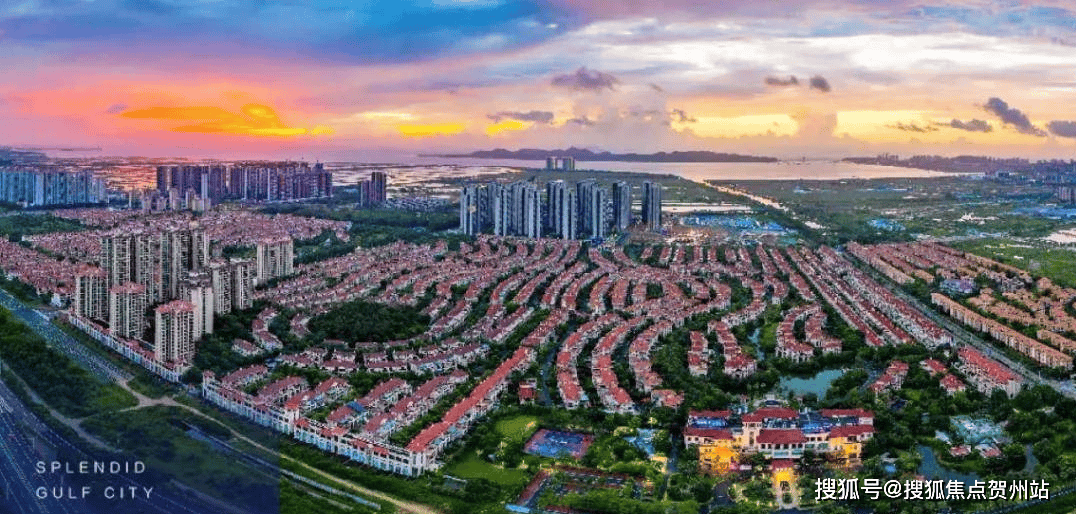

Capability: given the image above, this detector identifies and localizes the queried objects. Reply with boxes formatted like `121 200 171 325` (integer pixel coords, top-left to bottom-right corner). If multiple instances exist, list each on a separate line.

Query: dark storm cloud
808 75 831 93
1048 120 1076 138
983 97 1045 136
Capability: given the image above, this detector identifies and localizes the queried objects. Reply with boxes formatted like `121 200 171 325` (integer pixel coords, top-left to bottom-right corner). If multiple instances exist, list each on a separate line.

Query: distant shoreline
427 148 778 163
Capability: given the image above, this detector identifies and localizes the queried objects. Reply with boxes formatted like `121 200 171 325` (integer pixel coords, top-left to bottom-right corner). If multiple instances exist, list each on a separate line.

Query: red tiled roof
820 409 873 419
407 421 450 452
828 425 875 439
940 373 965 391
683 427 733 440
742 407 798 423
756 429 807 445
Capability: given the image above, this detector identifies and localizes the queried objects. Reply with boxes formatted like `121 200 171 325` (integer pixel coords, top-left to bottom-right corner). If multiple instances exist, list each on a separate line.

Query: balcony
770 449 804 459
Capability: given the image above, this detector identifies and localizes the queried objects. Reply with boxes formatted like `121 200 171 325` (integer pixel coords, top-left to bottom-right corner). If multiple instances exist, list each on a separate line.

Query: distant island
843 154 1076 177
432 147 778 163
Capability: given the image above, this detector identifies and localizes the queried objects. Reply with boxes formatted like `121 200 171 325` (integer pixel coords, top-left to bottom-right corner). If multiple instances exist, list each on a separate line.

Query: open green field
0 213 83 237
82 406 282 508
950 238 1076 288
723 177 1065 243
0 309 137 417
444 453 531 487
495 414 539 445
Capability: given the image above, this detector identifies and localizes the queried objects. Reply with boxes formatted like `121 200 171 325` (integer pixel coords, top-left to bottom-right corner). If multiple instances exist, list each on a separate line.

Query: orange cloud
119 103 333 137
484 119 526 136
396 122 467 138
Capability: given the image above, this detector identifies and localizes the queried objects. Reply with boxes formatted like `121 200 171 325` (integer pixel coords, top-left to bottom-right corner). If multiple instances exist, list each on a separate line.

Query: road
0 376 76 514
0 371 234 514
538 342 556 407
0 289 130 383
0 289 443 514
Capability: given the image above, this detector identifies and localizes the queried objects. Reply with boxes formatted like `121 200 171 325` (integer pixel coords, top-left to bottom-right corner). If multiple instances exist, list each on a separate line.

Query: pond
624 429 657 457
917 445 979 484
749 327 765 361
778 368 845 397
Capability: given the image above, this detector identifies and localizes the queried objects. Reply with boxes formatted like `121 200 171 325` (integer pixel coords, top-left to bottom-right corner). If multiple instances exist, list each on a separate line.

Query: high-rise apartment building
370 171 387 204
231 259 255 311
643 181 663 232
155 300 196 363
611 181 632 230
209 258 255 314
545 156 576 171
73 265 107 321
491 183 509 237
0 167 106 207
355 171 389 208
157 162 331 203
578 180 608 239
100 223 210 303
109 282 148 339
518 182 542 239
179 272 215 339
255 237 295 284
545 180 577 240
576 180 597 238
463 179 628 240
459 185 480 236
489 181 542 238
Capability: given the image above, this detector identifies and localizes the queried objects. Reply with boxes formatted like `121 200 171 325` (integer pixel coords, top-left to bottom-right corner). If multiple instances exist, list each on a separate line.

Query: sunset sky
4 0 1076 159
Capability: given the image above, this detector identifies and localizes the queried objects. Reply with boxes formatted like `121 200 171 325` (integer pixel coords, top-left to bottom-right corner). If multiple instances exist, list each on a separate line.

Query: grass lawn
951 238 1076 288
82 406 280 509
495 415 539 445
444 453 531 487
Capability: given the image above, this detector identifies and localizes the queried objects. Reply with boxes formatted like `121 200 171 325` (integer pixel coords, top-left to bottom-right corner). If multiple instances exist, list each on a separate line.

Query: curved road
0 369 229 514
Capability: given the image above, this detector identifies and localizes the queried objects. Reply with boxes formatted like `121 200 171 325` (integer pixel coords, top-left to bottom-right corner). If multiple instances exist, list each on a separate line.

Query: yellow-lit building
826 425 873 467
772 459 796 491
685 408 875 474
699 443 738 474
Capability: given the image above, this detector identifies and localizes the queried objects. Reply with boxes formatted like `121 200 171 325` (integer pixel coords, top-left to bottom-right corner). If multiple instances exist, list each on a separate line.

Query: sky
4 0 1076 160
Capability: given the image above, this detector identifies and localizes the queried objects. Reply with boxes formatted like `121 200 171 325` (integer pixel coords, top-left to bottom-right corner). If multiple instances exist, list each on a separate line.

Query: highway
0 379 71 514
0 364 267 514
0 289 131 384
0 288 275 514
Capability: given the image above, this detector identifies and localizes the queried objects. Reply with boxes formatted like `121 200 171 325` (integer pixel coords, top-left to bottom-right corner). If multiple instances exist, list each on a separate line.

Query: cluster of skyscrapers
73 223 294 364
545 156 577 171
1056 185 1076 204
0 166 106 207
355 171 388 207
459 179 662 239
154 161 332 204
